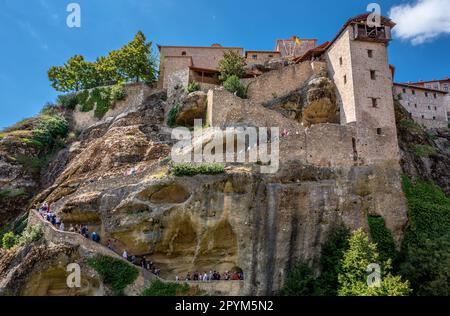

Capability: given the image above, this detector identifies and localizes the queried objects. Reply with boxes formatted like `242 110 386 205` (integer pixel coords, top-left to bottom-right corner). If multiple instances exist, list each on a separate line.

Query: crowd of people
38 202 65 231
121 251 162 276
176 270 244 282
37 202 101 243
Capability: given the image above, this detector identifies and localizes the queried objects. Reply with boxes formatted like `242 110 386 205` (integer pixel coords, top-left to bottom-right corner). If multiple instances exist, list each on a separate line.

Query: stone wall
207 89 357 168
242 61 319 105
394 84 448 129
325 28 357 124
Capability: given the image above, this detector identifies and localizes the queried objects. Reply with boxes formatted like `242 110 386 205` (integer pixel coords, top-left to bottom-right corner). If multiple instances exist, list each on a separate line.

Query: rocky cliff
0 80 414 296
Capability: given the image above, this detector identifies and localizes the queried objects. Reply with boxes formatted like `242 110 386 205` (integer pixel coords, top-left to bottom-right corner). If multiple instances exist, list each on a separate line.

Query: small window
412 90 415 95
181 51 187 56
428 106 431 110
367 50 373 58
339 57 343 65
434 106 437 111
425 92 428 97
268 55 273 58
376 128 382 135
443 84 449 92
433 116 436 120
371 98 378 108
370 70 376 80
402 88 406 93
414 104 417 108
421 115 425 119
344 75 347 84
433 93 437 99
252 55 258 60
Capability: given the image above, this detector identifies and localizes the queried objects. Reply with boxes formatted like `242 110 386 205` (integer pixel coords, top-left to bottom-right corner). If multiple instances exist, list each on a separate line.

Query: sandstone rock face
175 91 208 127
0 241 105 296
0 131 41 225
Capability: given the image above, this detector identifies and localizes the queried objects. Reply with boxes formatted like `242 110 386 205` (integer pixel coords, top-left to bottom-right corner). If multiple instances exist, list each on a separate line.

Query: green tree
218 50 246 82
368 216 397 264
223 75 246 98
111 31 157 84
314 226 350 296
48 55 96 92
337 229 411 296
280 262 315 296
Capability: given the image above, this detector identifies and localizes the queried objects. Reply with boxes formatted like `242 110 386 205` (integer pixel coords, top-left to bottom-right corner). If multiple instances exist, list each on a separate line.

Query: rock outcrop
175 91 208 127
262 75 340 127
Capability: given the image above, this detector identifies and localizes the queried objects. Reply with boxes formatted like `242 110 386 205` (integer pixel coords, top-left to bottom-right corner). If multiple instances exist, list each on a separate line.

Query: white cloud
389 0 450 45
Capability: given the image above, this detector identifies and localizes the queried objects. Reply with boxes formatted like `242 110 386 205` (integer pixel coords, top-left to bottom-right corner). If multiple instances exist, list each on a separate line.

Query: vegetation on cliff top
48 31 156 93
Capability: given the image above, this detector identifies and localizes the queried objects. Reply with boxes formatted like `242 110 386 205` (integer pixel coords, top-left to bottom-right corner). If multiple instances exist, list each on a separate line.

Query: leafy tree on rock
112 31 157 84
218 50 246 82
48 55 96 92
337 229 411 296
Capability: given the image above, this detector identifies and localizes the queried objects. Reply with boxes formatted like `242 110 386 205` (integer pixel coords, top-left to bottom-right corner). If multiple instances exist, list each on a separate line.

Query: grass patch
15 155 45 174
141 280 191 296
399 119 423 133
167 103 180 128
0 187 28 200
87 256 138 296
171 163 225 177
410 144 437 157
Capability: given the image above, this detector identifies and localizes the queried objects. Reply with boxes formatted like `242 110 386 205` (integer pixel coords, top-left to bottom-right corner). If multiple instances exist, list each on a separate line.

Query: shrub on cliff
1 232 16 250
223 75 247 98
1 224 43 250
141 280 190 296
87 256 138 296
171 163 225 177
218 50 246 82
186 81 200 94
399 177 450 296
167 103 180 128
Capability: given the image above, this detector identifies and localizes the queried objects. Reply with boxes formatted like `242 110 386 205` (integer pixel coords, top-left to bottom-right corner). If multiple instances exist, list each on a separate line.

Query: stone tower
325 14 400 165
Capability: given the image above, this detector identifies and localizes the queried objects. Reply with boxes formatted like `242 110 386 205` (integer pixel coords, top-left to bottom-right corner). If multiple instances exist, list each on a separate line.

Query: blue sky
0 0 449 129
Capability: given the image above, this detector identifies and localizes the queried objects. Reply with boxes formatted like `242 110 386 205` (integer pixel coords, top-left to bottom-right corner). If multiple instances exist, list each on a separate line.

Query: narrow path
28 210 158 284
